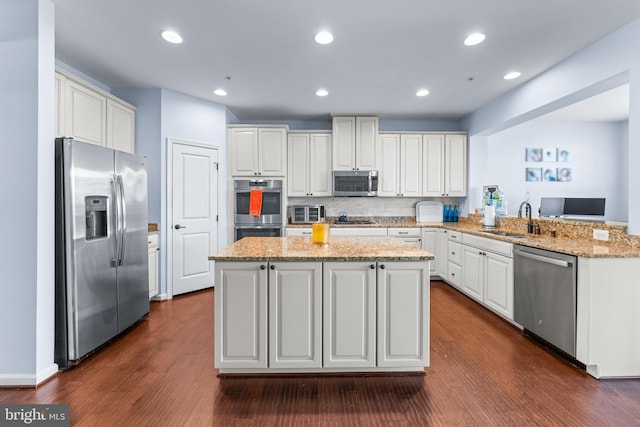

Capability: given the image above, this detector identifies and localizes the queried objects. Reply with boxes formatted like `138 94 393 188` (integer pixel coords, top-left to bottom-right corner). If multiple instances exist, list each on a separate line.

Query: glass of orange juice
312 223 329 245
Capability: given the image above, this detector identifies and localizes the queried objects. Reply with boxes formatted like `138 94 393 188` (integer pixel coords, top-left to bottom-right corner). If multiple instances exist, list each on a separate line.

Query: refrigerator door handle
111 175 120 267
117 175 127 266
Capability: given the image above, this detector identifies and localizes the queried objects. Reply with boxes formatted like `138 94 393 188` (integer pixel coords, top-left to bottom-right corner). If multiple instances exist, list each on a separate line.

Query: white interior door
171 142 218 296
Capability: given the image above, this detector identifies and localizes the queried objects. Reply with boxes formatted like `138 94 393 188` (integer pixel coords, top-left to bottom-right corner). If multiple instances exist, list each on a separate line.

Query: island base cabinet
214 262 268 369
323 262 376 368
377 262 430 367
269 262 322 368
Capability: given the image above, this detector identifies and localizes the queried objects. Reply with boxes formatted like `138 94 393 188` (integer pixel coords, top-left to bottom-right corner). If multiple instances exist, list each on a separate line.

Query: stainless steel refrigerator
55 137 149 369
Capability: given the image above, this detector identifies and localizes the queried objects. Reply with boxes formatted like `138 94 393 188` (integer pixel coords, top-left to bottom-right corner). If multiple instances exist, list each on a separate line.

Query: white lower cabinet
148 233 159 299
377 262 430 367
420 228 438 276
436 229 449 279
215 260 430 373
323 262 376 368
446 231 463 288
330 227 388 237
269 262 322 368
461 234 514 320
215 262 268 369
286 227 312 237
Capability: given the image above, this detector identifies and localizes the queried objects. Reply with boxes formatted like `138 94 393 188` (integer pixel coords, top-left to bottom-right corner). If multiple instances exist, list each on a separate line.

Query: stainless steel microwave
332 170 378 197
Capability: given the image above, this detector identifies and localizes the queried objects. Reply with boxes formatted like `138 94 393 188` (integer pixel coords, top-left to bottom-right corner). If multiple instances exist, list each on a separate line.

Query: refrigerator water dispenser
85 196 108 240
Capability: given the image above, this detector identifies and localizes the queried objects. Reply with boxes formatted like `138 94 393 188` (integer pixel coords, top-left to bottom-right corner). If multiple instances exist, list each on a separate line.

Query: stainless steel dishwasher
514 244 577 357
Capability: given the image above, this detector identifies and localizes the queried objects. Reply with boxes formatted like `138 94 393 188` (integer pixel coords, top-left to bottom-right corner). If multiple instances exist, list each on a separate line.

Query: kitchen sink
334 219 376 225
480 230 527 238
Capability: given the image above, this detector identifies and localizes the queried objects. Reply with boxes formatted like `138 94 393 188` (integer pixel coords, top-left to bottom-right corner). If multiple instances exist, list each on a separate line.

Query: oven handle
514 249 571 267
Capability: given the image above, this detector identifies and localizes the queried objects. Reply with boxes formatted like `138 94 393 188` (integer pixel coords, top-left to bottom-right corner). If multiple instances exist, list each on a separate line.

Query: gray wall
0 0 57 385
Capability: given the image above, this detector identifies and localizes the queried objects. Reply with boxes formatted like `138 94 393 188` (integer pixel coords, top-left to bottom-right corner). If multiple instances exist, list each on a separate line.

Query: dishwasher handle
514 249 571 268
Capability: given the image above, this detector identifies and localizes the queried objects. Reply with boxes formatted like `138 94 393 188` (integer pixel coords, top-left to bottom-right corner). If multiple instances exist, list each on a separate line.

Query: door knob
174 224 186 229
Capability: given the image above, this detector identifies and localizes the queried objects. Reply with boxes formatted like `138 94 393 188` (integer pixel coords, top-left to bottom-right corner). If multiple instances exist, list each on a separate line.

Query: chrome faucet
517 201 532 220
518 193 534 233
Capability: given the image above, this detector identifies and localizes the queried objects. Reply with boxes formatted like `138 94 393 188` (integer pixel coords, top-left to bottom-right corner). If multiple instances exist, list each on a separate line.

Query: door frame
166 137 221 299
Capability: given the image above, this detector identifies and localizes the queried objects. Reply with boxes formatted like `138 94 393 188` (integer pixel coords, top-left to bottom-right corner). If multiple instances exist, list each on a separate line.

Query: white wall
474 120 627 221
462 17 640 233
0 0 57 386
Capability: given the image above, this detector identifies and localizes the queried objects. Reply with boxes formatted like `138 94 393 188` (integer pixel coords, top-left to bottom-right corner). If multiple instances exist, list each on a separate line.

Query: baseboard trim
0 363 58 388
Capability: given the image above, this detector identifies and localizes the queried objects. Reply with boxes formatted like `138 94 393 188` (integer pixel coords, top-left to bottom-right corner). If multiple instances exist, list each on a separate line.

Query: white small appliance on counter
416 201 443 223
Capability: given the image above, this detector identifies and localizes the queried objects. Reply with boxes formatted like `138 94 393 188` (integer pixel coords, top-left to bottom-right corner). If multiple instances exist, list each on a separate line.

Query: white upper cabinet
376 134 400 196
65 79 107 146
422 133 467 197
377 133 422 197
229 127 287 176
399 134 423 197
56 68 136 153
287 132 331 197
332 116 378 171
106 99 135 153
445 134 467 197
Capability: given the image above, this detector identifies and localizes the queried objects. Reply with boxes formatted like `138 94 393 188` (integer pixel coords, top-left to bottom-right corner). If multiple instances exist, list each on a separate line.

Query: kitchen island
209 236 433 375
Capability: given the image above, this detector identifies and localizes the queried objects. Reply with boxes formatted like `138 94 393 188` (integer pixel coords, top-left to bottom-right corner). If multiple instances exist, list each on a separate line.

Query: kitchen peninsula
209 236 433 375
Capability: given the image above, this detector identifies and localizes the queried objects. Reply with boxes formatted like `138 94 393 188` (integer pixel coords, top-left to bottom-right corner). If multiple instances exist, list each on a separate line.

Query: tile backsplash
288 197 466 218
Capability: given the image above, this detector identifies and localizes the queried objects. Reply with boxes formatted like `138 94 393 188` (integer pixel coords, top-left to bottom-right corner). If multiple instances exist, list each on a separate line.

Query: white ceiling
51 0 640 122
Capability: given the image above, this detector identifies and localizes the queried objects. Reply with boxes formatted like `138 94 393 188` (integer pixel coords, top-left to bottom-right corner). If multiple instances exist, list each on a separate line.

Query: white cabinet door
308 133 332 196
332 116 378 171
55 72 66 138
437 229 448 278
148 234 158 299
258 128 286 176
355 116 378 170
65 79 107 146
377 134 400 196
229 128 259 176
400 134 422 197
445 134 467 197
215 262 268 369
422 134 445 196
332 116 356 170
269 262 322 368
462 245 484 303
323 262 376 368
106 99 135 153
421 228 438 275
287 133 309 196
484 252 514 319
288 133 331 196
377 261 429 367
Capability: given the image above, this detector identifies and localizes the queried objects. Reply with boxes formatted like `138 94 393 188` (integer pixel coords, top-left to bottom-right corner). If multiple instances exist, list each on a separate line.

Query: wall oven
234 179 283 241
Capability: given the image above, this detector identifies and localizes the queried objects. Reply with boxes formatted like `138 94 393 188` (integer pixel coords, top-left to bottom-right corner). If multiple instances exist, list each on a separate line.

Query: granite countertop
436 222 640 258
287 217 640 258
209 237 434 262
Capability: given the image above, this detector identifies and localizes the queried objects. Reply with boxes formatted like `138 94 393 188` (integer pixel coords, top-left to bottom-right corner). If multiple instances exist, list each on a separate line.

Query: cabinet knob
370 264 375 269
260 265 266 270
380 264 385 269
270 265 275 270
451 251 455 255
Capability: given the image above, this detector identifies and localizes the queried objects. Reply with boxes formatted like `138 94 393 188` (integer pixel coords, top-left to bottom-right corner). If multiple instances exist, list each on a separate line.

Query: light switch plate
593 229 609 241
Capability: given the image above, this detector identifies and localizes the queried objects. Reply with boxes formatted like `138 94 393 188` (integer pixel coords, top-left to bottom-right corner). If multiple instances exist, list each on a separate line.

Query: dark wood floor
2 281 640 426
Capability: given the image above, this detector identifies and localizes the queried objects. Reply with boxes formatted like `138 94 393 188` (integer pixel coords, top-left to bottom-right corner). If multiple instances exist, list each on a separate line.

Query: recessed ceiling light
314 31 334 45
315 89 329 97
161 30 183 44
503 71 522 80
464 33 486 46
416 89 430 97
213 89 227 96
